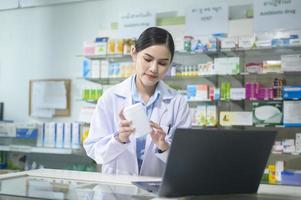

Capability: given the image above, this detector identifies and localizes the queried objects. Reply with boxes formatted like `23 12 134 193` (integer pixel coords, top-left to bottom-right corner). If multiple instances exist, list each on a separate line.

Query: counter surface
0 169 300 200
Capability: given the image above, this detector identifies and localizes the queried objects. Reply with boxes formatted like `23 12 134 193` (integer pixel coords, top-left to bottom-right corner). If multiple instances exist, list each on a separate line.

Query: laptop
132 128 276 197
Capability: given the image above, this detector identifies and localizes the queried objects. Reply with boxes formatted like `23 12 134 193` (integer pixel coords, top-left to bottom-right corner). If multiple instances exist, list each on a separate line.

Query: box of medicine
37 124 44 147
64 123 72 148
252 101 283 125
281 171 301 185
83 41 95 56
15 123 38 139
196 105 207 126
283 86 301 100
281 54 301 72
220 112 252 126
72 123 81 149
44 123 56 148
255 40 272 48
230 88 245 100
221 37 237 49
0 123 16 137
91 60 101 78
239 36 255 49
262 60 282 73
214 57 240 75
94 37 108 55
283 101 301 126
56 123 64 148
187 85 197 100
196 84 208 100
206 105 217 126
82 59 91 79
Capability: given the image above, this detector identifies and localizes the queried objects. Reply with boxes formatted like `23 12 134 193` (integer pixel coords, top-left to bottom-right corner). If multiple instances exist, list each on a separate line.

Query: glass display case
1 169 301 200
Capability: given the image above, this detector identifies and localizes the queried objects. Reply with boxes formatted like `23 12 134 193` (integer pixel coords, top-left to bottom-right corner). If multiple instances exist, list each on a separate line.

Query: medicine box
283 86 301 100
15 123 38 139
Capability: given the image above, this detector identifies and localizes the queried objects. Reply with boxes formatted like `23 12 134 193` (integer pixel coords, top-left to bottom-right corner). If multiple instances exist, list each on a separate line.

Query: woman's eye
144 58 152 62
159 62 168 66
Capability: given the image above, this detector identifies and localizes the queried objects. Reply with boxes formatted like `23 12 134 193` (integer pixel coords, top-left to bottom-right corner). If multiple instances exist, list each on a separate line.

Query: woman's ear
131 46 137 62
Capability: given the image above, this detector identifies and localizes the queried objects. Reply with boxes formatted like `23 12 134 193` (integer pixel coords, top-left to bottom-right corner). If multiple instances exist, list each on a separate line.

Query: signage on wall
254 0 301 32
118 10 156 38
185 0 229 36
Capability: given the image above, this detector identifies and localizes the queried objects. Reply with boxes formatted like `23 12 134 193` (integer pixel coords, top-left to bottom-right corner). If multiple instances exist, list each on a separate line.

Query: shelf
270 152 301 160
175 45 301 57
80 99 98 104
78 54 131 60
0 145 81 155
82 77 126 84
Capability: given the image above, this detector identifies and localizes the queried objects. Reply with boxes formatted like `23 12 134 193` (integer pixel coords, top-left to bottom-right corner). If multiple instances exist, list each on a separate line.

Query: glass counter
1 169 301 200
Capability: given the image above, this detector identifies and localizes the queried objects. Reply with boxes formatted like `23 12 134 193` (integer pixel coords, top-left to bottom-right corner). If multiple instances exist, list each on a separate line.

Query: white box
281 54 301 72
91 60 101 78
0 123 16 137
44 123 56 148
37 124 44 147
72 123 81 149
221 37 237 49
283 101 301 125
100 60 109 78
220 112 253 126
255 40 272 47
206 105 217 126
123 103 152 138
64 123 72 148
214 57 240 75
239 36 255 48
196 105 207 126
230 88 246 100
56 123 64 148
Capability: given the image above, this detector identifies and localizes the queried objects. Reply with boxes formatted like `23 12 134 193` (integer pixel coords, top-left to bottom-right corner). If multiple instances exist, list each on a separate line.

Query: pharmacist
84 27 191 177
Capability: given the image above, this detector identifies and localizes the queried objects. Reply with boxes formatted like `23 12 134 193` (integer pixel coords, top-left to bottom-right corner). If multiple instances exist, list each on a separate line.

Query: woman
84 27 191 177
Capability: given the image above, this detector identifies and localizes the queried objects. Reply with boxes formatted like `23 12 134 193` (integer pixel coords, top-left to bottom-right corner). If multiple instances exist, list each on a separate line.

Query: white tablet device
123 103 153 138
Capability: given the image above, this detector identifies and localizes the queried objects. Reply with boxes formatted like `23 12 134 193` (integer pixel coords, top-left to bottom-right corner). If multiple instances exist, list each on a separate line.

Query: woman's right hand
116 108 135 143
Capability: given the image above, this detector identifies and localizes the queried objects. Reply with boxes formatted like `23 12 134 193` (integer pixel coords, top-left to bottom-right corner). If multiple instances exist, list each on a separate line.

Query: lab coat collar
113 75 176 100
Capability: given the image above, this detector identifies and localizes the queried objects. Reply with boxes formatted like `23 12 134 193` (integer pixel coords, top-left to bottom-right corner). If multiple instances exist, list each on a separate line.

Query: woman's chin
141 77 158 87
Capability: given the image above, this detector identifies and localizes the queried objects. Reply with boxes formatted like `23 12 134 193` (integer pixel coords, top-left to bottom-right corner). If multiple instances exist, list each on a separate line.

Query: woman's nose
149 61 159 73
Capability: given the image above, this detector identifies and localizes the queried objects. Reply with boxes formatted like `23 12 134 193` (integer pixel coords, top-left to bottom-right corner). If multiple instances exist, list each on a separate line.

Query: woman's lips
145 74 158 79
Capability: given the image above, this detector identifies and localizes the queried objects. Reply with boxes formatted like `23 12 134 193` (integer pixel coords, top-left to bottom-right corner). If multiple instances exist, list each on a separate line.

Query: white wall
0 0 252 122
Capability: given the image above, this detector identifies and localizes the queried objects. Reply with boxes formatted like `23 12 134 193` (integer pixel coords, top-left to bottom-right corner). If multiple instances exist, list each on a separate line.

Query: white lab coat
84 76 191 177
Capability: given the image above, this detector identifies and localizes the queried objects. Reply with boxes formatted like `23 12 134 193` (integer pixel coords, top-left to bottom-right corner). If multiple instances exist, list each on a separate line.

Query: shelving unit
79 45 301 171
0 145 83 155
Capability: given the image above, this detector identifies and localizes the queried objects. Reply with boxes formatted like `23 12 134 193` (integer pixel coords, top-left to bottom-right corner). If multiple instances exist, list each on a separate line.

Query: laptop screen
158 129 276 197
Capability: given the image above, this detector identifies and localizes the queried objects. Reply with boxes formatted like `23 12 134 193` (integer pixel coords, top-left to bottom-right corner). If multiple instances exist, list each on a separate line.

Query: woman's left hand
150 121 169 152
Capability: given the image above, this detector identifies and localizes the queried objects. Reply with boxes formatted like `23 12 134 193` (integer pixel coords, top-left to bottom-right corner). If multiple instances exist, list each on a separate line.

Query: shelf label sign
254 0 301 32
185 0 228 36
118 10 156 38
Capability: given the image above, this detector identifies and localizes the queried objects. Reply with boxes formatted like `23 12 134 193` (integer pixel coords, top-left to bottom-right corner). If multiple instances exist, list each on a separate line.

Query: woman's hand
150 121 169 152
116 108 135 143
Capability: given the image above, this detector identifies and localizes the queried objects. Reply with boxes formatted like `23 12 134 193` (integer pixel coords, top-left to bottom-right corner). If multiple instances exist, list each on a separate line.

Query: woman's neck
135 77 156 103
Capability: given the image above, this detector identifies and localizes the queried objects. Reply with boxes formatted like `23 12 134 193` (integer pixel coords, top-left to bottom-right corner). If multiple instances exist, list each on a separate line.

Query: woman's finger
119 126 134 133
119 119 132 127
119 108 126 120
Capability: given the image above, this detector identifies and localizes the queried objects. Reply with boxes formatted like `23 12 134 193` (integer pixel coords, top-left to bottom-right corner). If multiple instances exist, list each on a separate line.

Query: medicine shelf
0 145 83 155
270 153 301 161
79 54 131 60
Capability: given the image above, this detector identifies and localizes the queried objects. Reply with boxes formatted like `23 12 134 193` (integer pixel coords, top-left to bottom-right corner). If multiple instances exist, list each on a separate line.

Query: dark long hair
135 27 175 62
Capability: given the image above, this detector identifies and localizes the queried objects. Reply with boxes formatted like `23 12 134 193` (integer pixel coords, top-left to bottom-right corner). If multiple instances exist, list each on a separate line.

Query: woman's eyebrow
144 53 170 61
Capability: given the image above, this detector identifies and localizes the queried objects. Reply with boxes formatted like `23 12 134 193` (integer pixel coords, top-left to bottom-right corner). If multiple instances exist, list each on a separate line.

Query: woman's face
131 44 171 87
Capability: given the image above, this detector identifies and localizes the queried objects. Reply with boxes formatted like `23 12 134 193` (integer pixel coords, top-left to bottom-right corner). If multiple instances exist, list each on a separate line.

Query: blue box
283 86 301 100
16 128 38 139
281 171 301 186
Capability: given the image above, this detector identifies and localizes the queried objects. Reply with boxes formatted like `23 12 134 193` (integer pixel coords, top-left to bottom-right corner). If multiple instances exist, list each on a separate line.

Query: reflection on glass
0 176 154 200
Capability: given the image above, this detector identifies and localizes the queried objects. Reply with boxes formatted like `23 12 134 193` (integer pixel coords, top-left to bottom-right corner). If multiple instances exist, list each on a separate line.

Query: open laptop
132 128 276 197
